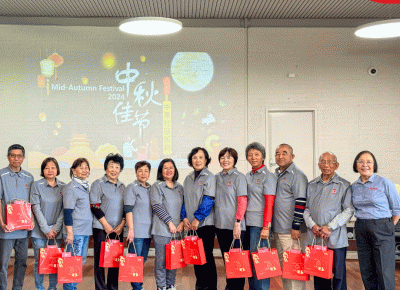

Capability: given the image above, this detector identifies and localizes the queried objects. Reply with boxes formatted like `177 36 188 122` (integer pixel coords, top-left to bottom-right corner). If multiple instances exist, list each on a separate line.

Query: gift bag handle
9 198 28 204
123 241 137 256
257 238 271 251
46 238 57 247
312 236 326 247
229 238 244 251
169 232 182 242
105 233 120 242
65 243 77 256
289 237 301 251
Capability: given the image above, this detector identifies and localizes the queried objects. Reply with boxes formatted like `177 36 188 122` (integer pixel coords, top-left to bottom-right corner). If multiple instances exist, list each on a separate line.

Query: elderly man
273 143 308 290
0 144 34 290
304 152 354 290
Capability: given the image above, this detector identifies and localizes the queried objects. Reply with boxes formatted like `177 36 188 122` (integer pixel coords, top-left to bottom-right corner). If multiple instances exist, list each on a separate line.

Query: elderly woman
215 147 247 290
125 160 152 290
150 159 184 290
30 157 65 290
181 147 217 290
244 142 276 290
63 158 92 290
90 153 126 290
352 150 400 290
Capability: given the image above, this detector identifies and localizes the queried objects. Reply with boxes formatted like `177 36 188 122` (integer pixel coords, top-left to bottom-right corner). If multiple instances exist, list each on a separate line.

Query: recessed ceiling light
119 17 182 36
355 19 400 39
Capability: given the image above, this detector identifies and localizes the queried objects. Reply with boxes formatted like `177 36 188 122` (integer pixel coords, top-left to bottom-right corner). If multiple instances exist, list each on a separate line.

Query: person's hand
46 228 57 239
320 226 332 239
66 232 74 245
312 225 322 237
127 228 134 243
0 223 12 233
233 222 241 239
29 220 35 231
191 219 200 231
113 223 124 236
103 223 113 234
168 222 177 234
260 228 270 239
291 229 301 240
183 218 191 231
177 222 184 233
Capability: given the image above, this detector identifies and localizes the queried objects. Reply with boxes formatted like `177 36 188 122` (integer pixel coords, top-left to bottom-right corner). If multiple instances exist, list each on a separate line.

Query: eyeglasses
319 161 337 165
9 154 24 159
356 160 374 165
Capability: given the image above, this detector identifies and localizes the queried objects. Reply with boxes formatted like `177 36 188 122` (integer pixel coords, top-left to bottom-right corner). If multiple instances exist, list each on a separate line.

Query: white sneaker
167 285 177 290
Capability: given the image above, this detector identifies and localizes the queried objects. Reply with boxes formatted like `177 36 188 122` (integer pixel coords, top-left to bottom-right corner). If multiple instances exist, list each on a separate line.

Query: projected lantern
40 59 55 95
48 53 64 80
162 77 172 156
37 75 45 94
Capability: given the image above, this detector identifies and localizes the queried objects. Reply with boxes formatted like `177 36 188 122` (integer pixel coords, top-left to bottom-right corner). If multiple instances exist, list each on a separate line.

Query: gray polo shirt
304 174 354 249
30 178 65 239
0 166 34 239
183 167 216 228
245 166 277 227
273 163 308 234
124 180 152 238
63 179 93 236
150 181 184 238
90 175 125 230
215 168 247 231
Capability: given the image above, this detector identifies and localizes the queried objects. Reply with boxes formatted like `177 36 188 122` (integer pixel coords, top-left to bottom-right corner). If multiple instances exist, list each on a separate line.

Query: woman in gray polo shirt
90 153 126 290
63 158 92 290
150 159 184 290
31 157 65 290
125 160 152 290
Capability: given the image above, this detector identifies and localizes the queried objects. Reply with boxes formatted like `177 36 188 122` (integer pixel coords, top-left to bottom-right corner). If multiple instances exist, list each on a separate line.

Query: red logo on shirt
178 191 182 196
26 184 28 190
255 179 259 184
281 177 286 183
332 189 336 194
199 181 203 186
60 192 63 197
369 187 378 190
227 181 232 187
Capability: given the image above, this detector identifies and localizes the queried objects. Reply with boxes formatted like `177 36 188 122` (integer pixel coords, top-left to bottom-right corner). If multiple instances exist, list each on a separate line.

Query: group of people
0 142 399 290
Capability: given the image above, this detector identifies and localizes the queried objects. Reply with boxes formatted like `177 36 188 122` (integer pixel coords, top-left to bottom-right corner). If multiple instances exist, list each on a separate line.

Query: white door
266 110 316 181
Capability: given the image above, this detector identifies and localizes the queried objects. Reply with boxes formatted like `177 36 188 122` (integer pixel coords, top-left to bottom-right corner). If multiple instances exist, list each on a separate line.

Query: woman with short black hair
90 153 126 290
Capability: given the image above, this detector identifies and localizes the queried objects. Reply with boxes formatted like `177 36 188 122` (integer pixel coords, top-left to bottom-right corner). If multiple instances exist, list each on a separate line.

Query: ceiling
1 0 400 27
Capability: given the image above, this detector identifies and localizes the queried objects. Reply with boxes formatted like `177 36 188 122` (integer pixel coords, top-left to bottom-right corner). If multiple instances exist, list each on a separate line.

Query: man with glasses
304 152 354 290
0 144 34 290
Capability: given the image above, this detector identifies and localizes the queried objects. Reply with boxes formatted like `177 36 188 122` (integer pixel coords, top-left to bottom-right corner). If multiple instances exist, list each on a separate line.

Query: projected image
25 50 234 170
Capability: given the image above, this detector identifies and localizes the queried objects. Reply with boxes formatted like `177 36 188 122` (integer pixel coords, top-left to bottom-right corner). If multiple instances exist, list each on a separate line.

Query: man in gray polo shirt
304 152 354 290
0 144 34 290
273 144 308 290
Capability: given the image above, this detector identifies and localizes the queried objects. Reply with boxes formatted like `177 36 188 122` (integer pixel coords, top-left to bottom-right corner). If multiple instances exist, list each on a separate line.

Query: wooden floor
7 257 400 289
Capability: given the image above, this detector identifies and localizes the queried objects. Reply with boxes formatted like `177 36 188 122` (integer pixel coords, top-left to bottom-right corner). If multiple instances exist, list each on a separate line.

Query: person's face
7 149 25 169
318 153 339 176
162 162 175 182
219 152 235 171
72 162 90 180
43 161 58 180
192 150 207 171
247 149 264 168
105 161 121 182
356 153 375 179
136 165 150 184
275 145 294 170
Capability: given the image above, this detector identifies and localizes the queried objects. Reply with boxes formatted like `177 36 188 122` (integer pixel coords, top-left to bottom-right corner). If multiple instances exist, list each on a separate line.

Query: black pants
355 218 396 290
93 228 123 290
216 228 245 290
314 247 347 290
195 225 218 290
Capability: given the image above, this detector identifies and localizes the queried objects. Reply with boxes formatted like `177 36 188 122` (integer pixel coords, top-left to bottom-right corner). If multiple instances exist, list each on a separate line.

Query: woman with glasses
351 150 400 290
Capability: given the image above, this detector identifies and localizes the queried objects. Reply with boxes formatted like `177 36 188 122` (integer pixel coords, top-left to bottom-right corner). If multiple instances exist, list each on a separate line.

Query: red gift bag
251 239 282 279
38 240 64 274
5 200 33 231
57 252 83 284
182 232 207 265
224 239 252 279
304 239 334 279
166 234 186 270
119 243 144 283
282 248 309 281
99 236 124 268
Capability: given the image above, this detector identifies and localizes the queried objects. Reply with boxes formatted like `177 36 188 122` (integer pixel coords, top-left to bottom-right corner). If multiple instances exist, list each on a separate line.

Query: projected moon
170 52 214 92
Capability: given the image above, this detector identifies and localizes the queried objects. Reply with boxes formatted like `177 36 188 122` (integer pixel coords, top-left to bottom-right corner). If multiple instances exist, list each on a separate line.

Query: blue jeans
32 238 62 290
63 235 89 290
245 226 270 290
129 238 151 290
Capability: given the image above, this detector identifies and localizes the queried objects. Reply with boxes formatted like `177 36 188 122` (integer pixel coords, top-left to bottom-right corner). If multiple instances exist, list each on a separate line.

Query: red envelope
182 235 207 265
166 239 186 270
39 245 64 274
282 249 310 281
57 253 83 284
99 238 124 268
5 202 32 231
304 245 334 279
119 253 144 283
251 247 282 279
224 248 253 279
